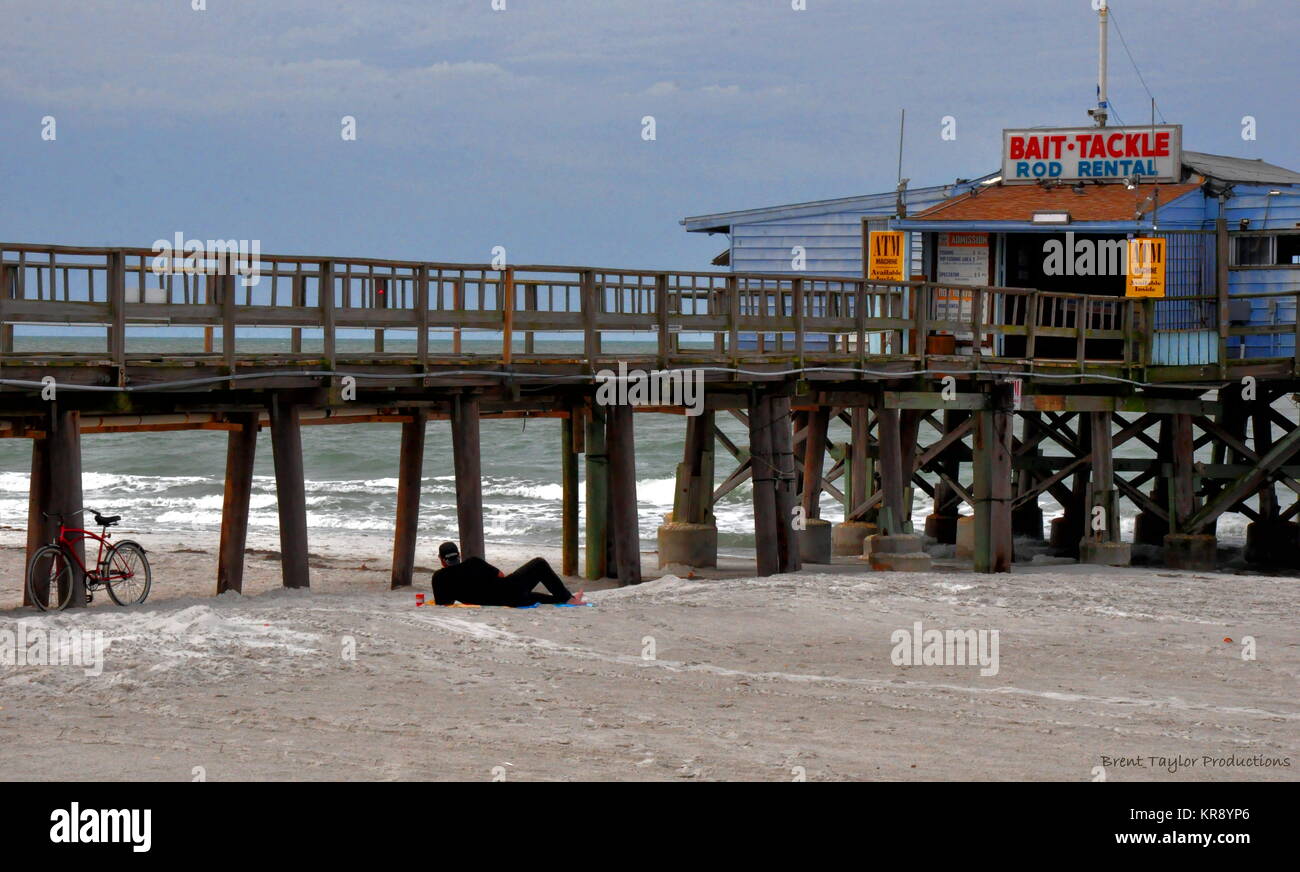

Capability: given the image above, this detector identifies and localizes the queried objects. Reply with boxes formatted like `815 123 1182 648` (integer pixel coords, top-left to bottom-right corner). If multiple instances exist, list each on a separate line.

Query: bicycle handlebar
41 506 99 521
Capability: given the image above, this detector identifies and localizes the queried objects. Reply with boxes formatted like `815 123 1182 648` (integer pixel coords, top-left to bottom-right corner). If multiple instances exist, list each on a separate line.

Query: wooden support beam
847 406 871 522
24 436 53 607
584 403 609 580
561 411 580 576
748 392 781 576
48 409 86 607
390 409 428 589
269 395 311 589
800 406 830 519
450 393 485 561
1085 411 1121 544
973 385 1013 572
770 395 801 572
875 406 907 535
1185 419 1300 533
1169 413 1197 533
606 402 642 586
217 411 259 594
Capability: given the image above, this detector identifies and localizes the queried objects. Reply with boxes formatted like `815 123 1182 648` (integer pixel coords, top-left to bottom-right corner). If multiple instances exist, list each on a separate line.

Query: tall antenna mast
1087 0 1109 127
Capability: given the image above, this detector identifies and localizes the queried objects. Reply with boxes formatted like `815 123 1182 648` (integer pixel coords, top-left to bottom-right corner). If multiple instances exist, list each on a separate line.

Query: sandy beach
0 528 1294 781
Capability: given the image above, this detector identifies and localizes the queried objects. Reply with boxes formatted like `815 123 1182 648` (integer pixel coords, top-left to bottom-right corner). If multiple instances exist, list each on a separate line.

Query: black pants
502 558 573 606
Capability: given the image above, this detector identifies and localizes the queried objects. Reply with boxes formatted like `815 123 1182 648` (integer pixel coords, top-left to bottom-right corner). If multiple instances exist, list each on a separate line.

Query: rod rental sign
1001 125 1182 183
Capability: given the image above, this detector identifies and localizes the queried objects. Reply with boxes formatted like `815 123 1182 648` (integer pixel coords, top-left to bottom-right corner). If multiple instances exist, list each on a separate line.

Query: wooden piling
450 393 485 560
24 436 53 607
973 385 1013 572
847 406 872 521
875 405 907 535
268 395 311 589
584 403 609 580
770 395 801 572
48 409 86 606
1085 411 1119 543
801 406 830 519
217 411 259 594
748 392 781 576
1170 413 1197 532
605 402 641 586
390 409 428 589
561 412 580 576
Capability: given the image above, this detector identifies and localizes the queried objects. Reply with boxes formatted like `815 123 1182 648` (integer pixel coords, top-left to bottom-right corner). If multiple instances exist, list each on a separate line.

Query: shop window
1233 235 1273 265
1233 234 1300 266
1277 234 1300 265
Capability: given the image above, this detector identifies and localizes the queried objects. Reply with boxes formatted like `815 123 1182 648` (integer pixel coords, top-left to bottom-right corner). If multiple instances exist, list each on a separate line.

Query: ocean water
0 336 826 555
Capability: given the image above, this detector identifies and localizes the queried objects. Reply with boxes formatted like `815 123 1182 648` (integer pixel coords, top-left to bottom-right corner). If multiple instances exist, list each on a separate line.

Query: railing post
971 286 984 366
913 282 929 365
501 266 514 366
656 272 670 369
107 250 126 373
1077 296 1088 370
221 254 236 371
1024 292 1038 361
1 251 13 354
319 260 336 370
416 265 430 367
792 277 805 372
727 275 740 366
1216 215 1230 377
581 269 598 367
855 280 867 368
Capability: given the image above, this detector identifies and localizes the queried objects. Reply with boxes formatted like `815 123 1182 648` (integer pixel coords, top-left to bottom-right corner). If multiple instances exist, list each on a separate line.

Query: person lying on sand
431 542 586 607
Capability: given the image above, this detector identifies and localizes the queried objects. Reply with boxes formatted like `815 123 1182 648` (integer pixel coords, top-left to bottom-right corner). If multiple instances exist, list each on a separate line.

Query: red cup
415 593 425 607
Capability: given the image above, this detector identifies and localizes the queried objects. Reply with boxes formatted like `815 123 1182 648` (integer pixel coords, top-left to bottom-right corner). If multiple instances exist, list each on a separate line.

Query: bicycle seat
94 513 121 527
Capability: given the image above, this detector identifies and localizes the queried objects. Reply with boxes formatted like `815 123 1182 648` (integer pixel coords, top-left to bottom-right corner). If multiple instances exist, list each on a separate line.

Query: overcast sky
1 0 1296 269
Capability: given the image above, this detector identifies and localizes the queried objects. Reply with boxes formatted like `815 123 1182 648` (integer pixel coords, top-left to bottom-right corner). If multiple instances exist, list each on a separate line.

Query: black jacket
431 557 506 605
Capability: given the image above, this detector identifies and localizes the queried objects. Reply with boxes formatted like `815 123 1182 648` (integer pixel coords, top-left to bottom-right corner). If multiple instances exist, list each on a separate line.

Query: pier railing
0 241 1247 374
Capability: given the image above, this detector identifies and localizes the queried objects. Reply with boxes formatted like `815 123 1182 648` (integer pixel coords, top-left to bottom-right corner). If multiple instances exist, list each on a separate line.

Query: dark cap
438 541 461 564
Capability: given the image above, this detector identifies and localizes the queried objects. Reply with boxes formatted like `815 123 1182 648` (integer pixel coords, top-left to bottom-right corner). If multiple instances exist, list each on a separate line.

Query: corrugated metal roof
1182 151 1300 186
680 176 994 233
911 181 1202 223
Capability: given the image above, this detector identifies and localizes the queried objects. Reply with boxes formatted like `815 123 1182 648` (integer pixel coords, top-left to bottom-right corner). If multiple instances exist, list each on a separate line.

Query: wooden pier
5 241 1300 607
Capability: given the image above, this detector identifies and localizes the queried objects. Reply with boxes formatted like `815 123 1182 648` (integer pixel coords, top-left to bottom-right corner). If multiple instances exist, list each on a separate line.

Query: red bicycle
26 508 152 611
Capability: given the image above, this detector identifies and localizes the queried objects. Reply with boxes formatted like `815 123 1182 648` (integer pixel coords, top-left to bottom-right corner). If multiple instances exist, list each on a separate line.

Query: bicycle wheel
27 544 74 611
105 540 151 606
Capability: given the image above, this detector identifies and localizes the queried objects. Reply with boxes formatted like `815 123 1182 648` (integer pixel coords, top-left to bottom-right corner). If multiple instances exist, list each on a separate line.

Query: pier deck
4 242 1300 604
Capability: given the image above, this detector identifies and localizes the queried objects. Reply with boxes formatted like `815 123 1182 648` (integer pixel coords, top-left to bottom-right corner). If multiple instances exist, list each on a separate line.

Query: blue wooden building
683 138 1300 362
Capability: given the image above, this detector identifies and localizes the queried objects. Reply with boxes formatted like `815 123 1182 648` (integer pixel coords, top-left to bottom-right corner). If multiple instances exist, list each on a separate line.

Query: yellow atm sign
868 231 906 282
1126 237 1166 298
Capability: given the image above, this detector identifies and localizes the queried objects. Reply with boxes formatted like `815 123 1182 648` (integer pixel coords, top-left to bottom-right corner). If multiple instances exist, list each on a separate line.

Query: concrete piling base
863 533 933 572
657 520 717 569
1012 503 1044 540
1049 515 1083 558
923 514 958 544
1244 521 1300 567
1079 540 1132 566
799 518 833 564
955 515 975 559
833 520 877 556
1162 533 1217 571
1133 511 1169 547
